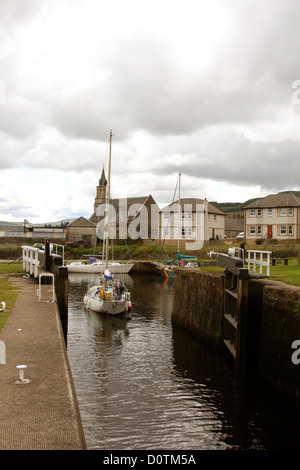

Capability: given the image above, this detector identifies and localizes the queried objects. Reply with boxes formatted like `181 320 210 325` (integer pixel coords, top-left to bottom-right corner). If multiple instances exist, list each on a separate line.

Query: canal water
67 272 300 451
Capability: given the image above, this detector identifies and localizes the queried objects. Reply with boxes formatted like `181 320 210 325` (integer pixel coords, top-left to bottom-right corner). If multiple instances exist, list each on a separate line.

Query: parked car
236 232 244 239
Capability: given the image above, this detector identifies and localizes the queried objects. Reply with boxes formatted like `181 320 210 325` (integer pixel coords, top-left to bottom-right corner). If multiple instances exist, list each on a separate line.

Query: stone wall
172 268 300 402
130 262 158 273
257 279 300 401
171 268 224 346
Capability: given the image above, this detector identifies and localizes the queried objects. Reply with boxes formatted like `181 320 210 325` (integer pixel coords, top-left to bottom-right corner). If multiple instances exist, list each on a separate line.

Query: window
214 215 217 221
280 208 287 216
250 209 256 217
289 225 293 235
250 225 256 235
257 209 262 216
289 208 293 216
163 228 169 237
181 228 186 237
280 225 287 235
257 225 262 235
268 209 273 216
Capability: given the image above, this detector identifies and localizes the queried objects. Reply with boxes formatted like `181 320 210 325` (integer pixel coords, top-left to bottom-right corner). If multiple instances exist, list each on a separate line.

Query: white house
244 192 300 241
158 198 225 248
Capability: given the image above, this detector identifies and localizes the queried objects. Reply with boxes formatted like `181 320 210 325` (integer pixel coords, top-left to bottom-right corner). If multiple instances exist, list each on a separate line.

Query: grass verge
0 277 19 332
269 258 300 287
199 257 300 287
0 263 22 331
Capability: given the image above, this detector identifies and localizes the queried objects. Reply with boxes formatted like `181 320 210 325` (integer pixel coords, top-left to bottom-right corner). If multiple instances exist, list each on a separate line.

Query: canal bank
172 268 300 404
0 274 86 450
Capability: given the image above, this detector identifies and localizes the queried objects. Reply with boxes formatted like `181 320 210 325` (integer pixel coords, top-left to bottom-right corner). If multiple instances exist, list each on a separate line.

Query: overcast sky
1 0 300 223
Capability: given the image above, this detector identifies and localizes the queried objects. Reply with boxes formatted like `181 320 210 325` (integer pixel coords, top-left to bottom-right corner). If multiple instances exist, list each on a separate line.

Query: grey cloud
46 7 297 144
151 136 300 191
1 0 300 213
3 0 299 145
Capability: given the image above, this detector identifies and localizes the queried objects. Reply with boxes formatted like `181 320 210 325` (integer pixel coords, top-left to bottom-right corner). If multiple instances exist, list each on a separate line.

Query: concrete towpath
0 274 87 450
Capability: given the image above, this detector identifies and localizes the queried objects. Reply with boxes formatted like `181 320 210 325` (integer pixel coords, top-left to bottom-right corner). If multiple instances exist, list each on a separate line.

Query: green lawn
200 257 300 287
0 262 24 275
269 257 300 287
0 263 23 331
0 277 19 331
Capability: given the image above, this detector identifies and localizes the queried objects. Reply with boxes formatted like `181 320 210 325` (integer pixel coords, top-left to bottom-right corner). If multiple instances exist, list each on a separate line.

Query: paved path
0 274 86 450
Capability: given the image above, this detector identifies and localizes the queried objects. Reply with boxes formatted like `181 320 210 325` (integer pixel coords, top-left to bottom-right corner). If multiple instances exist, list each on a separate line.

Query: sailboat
83 130 132 315
158 173 197 279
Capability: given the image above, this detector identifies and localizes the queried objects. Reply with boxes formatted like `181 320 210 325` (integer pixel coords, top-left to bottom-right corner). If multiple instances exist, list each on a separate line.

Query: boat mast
178 172 181 254
105 130 113 270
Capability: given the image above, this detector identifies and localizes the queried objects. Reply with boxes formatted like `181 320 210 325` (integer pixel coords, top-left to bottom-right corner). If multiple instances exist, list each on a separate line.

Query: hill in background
210 190 300 218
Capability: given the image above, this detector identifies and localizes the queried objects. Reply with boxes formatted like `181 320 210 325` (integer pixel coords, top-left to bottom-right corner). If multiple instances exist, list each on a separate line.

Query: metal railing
22 245 40 278
51 243 64 263
22 243 64 278
245 250 272 277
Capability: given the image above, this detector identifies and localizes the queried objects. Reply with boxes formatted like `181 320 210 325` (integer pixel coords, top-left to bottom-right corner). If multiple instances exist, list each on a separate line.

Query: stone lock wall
172 268 300 402
258 280 300 401
171 268 224 346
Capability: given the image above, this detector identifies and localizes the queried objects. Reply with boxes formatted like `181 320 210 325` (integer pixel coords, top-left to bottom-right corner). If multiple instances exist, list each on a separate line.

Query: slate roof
244 192 300 209
67 216 96 227
160 198 225 215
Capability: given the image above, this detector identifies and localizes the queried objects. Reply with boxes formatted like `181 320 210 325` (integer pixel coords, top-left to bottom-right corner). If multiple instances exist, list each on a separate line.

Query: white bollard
0 340 5 364
16 365 30 383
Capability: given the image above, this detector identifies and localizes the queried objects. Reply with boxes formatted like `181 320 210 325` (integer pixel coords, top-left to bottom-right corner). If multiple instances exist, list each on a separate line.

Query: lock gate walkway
0 274 86 450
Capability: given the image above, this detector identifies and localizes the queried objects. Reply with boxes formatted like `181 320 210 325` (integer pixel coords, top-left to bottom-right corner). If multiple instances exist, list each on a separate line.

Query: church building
93 167 107 213
89 168 159 240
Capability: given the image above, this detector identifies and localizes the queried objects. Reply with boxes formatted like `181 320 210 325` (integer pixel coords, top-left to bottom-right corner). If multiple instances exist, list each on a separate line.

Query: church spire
94 166 107 212
99 166 107 186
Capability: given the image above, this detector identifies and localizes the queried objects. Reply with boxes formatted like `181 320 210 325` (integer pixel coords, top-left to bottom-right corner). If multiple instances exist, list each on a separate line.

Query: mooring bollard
16 364 30 383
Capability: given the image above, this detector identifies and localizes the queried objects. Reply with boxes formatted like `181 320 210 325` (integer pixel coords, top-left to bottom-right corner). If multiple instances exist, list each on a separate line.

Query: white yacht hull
83 284 132 315
67 262 134 274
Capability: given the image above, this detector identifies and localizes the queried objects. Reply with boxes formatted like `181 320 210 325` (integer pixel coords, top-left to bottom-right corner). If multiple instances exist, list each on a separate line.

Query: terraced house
244 192 300 242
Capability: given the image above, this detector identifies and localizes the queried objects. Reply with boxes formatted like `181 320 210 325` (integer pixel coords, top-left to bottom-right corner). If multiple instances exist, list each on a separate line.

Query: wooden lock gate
211 249 249 382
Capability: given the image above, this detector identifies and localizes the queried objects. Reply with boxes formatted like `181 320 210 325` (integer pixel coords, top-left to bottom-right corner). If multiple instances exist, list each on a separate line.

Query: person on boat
114 281 120 296
119 283 125 293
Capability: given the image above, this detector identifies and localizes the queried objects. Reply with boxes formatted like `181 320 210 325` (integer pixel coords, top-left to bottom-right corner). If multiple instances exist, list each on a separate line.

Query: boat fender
100 289 105 299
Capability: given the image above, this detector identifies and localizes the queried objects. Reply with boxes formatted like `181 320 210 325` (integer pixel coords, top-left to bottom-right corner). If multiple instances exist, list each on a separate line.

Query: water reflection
67 273 300 450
